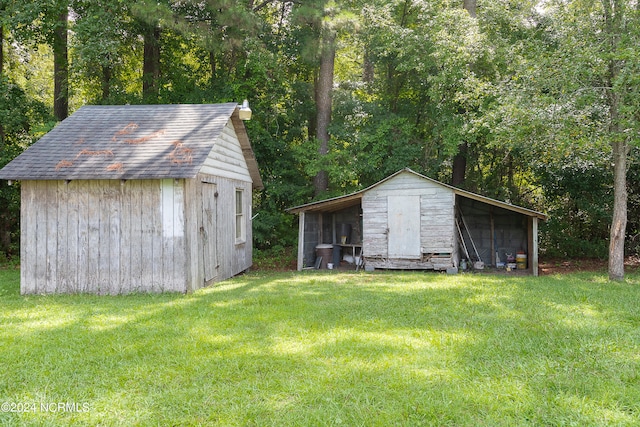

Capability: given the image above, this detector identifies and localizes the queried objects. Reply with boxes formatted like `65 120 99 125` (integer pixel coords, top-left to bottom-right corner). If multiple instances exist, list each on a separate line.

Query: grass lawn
1 267 640 426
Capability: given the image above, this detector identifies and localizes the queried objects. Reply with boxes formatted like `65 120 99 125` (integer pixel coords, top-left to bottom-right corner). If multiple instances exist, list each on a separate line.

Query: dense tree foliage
488 0 640 279
1 0 639 278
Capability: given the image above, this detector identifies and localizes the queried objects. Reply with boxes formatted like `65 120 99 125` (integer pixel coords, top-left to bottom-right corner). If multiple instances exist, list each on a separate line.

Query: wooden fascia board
231 112 264 190
286 169 407 214
287 193 363 214
453 189 547 220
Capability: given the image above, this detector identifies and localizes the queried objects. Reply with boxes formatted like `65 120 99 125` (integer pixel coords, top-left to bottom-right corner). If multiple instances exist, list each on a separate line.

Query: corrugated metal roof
288 168 547 220
0 103 262 186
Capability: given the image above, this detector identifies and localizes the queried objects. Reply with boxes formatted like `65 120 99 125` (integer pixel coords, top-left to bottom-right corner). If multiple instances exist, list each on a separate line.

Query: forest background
1 0 639 277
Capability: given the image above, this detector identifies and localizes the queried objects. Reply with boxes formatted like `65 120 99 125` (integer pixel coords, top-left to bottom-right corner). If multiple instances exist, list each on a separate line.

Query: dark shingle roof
0 103 260 182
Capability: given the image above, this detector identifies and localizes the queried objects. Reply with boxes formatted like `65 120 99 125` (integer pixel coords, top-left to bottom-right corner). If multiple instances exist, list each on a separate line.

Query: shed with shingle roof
0 103 263 294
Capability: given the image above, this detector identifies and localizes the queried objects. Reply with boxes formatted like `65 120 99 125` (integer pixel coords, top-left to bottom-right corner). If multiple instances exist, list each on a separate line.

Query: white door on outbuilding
387 195 421 258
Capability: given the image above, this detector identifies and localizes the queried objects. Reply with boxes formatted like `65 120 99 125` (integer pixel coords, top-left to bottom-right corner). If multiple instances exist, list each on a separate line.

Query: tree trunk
451 0 476 187
209 51 216 85
0 22 3 77
603 0 626 281
463 0 477 18
53 10 69 121
608 82 626 281
451 143 468 187
609 137 627 281
101 65 112 102
363 49 374 84
143 25 161 102
313 30 336 196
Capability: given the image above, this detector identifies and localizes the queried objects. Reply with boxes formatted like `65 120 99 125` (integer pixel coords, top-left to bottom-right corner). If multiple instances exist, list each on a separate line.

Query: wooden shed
288 169 547 275
0 103 263 294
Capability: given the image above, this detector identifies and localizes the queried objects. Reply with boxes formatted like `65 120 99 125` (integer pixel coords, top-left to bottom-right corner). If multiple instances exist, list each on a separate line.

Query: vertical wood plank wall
183 177 201 292
20 179 187 294
201 174 253 285
362 172 455 259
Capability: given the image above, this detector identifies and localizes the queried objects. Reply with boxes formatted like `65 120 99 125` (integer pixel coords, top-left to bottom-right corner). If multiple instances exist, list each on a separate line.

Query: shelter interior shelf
336 243 362 264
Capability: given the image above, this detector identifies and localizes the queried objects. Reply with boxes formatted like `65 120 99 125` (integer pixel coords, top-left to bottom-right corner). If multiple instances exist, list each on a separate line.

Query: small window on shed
235 189 245 243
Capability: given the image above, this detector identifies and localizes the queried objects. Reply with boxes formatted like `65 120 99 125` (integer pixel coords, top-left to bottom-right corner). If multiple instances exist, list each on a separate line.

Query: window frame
235 188 246 244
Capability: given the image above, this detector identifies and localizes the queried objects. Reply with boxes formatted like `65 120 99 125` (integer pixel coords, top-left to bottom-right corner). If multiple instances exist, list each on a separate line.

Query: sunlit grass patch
1 268 639 425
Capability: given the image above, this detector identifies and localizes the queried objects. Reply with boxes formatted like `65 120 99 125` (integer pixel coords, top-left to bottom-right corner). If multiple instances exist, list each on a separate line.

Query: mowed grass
1 267 640 426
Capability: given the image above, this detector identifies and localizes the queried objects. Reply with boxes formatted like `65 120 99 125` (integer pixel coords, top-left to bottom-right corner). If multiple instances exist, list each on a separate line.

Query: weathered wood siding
20 179 187 294
14 111 259 294
200 121 252 183
183 121 255 290
195 119 254 285
183 177 202 292
362 171 455 269
192 174 253 287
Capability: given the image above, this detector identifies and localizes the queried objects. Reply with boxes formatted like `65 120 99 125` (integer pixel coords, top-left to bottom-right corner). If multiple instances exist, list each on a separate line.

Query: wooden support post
490 210 495 266
532 217 539 276
332 213 336 244
297 212 305 271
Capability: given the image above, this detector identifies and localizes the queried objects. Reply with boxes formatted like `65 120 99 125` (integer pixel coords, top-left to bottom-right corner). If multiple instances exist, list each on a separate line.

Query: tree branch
253 0 278 13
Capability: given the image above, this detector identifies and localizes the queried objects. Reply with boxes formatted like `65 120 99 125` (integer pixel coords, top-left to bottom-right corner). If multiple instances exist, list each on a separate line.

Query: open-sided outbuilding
0 103 263 294
288 169 547 275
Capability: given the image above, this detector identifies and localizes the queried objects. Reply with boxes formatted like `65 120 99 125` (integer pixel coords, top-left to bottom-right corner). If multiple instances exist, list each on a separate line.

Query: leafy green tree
283 0 357 196
327 0 503 192
10 0 69 120
450 0 476 186
3 0 637 264
1 0 6 140
128 0 170 102
0 1 5 78
71 0 136 104
0 78 52 257
494 0 640 279
626 150 640 255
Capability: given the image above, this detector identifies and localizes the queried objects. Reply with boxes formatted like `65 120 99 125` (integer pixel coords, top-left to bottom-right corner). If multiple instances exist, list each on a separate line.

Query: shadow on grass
0 269 639 426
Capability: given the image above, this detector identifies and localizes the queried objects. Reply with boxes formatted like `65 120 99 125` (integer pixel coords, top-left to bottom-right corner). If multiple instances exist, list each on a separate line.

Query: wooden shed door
201 182 218 282
388 195 421 258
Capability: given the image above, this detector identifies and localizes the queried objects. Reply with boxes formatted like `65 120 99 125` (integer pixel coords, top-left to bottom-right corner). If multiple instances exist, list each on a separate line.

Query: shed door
201 182 218 282
388 195 421 258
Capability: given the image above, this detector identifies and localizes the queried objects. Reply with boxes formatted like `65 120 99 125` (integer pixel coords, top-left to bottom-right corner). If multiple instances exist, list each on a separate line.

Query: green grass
1 266 640 426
